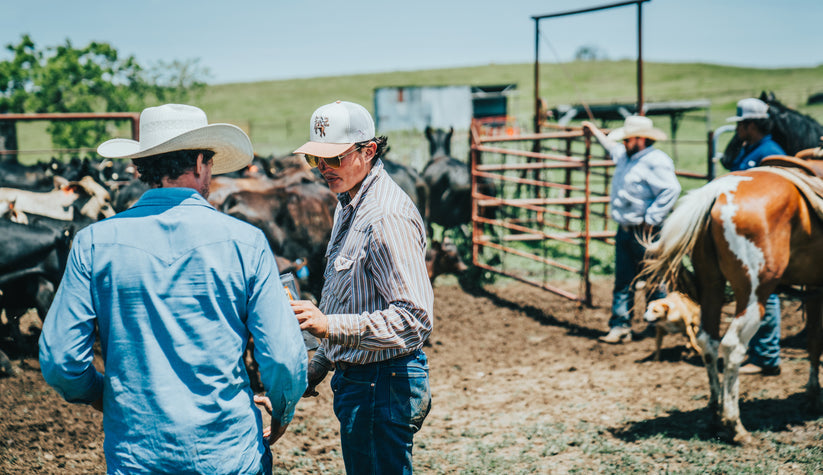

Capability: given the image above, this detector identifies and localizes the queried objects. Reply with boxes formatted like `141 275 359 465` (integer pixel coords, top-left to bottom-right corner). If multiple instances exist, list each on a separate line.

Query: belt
334 350 420 372
619 223 642 232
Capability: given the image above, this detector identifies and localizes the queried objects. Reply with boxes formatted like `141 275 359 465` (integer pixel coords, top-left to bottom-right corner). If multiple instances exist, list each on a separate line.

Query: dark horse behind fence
721 91 823 168
421 126 495 238
640 160 823 445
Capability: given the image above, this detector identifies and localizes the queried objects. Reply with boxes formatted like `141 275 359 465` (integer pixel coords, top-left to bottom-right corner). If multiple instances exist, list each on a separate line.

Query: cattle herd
0 130 473 374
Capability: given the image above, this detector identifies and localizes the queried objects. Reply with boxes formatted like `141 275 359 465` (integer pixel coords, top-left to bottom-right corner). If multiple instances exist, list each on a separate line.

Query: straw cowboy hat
607 115 667 142
97 104 253 175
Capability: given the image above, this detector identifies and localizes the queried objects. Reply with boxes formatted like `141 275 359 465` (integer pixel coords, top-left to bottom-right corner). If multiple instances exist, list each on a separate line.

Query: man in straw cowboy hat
290 100 433 474
583 116 681 344
723 97 785 376
39 104 307 474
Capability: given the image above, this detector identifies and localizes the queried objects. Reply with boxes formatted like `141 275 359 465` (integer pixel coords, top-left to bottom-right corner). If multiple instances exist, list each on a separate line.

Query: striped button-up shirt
314 159 434 368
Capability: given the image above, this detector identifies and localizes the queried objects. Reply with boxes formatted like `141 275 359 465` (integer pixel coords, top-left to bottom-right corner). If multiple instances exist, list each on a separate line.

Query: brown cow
220 180 337 299
426 238 468 284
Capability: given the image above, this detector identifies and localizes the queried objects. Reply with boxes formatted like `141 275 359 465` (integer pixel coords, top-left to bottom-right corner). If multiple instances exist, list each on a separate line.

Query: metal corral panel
374 86 473 132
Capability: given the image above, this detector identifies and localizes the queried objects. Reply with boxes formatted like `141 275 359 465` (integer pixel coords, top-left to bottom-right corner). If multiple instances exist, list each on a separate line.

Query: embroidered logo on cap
314 116 330 137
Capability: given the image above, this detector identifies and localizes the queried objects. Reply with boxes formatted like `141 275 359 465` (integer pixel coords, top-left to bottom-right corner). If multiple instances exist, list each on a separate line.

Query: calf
426 238 468 284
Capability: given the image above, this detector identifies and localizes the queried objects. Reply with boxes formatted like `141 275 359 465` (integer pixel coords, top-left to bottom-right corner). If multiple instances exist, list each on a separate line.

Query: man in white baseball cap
291 100 434 474
40 103 308 474
723 97 784 171
726 97 770 122
582 115 681 344
723 97 785 377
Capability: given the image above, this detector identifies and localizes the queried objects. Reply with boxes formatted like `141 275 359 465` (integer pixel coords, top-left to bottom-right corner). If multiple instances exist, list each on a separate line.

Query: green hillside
15 60 823 168
196 60 822 159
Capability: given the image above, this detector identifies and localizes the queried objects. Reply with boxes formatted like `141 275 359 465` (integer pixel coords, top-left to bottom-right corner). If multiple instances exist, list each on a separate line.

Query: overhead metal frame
532 0 651 134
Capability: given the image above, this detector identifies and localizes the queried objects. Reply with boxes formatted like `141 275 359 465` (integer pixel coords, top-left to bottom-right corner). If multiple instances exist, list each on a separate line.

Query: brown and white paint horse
641 166 823 444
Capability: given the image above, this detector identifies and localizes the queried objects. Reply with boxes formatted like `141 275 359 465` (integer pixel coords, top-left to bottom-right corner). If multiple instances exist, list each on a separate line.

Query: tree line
0 34 207 160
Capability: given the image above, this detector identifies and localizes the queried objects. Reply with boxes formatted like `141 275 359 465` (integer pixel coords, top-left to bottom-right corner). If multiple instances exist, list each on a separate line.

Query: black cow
0 157 55 191
0 220 72 376
110 178 150 213
221 154 275 179
382 157 429 221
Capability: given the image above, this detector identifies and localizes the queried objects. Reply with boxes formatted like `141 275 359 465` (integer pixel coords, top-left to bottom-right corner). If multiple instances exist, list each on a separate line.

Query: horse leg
693 235 725 433
717 298 762 445
806 290 823 412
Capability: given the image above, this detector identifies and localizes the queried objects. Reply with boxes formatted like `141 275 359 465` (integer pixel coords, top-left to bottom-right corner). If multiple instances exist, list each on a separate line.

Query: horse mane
760 91 823 154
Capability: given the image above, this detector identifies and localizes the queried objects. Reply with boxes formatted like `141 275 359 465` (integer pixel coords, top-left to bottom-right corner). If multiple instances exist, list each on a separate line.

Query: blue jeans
331 350 431 475
747 293 781 367
610 225 665 329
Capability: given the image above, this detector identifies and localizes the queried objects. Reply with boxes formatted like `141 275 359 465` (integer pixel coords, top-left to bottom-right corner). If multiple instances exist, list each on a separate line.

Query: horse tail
640 182 722 292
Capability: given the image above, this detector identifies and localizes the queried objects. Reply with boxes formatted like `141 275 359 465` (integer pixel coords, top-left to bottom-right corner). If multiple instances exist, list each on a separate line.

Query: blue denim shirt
728 134 785 171
39 187 307 474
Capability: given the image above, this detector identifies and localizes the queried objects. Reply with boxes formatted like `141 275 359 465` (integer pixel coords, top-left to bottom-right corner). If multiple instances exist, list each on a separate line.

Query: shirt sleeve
39 231 104 404
326 208 434 351
245 233 308 426
643 151 682 226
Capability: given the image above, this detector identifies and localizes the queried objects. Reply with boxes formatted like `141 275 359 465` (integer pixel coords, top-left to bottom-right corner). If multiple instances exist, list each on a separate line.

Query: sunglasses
304 145 362 169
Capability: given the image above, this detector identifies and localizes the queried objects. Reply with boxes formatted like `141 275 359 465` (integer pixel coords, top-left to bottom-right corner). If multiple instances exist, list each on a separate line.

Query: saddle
757 146 823 221
760 146 823 179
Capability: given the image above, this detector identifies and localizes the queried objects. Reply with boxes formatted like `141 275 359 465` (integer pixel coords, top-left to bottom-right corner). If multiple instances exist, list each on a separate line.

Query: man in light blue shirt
39 104 307 474
583 116 681 343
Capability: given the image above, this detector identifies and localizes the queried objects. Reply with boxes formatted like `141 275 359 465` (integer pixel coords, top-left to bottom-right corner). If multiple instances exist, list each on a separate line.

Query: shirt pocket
327 229 368 303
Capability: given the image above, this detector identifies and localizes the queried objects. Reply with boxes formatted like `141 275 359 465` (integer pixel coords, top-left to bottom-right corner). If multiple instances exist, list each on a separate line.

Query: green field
16 60 823 169
14 59 823 284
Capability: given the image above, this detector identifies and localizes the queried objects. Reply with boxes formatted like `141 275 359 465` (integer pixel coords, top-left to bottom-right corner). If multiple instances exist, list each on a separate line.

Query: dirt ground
1 278 821 474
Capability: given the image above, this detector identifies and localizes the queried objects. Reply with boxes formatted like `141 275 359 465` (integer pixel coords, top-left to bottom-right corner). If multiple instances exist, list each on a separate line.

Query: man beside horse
723 97 786 376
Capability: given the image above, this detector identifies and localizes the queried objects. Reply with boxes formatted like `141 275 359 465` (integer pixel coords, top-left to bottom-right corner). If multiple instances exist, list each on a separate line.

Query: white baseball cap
726 98 770 122
294 100 375 158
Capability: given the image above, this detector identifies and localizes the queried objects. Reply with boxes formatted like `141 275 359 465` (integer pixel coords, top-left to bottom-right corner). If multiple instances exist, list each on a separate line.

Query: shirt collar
629 146 656 160
337 158 384 209
132 187 216 210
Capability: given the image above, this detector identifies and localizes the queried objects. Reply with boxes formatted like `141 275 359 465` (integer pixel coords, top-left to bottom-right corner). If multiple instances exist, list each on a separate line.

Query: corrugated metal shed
374 85 473 132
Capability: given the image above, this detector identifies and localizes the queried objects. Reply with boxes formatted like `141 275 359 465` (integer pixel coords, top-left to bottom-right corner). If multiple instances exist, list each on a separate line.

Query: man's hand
254 395 289 445
291 300 329 339
304 360 330 398
581 120 597 134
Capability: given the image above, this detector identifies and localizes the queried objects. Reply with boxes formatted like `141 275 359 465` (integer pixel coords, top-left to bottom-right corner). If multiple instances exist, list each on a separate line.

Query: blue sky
3 0 821 85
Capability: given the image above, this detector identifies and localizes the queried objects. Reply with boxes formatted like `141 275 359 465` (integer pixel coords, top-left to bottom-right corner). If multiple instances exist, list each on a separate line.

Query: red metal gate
470 120 611 306
469 119 713 306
